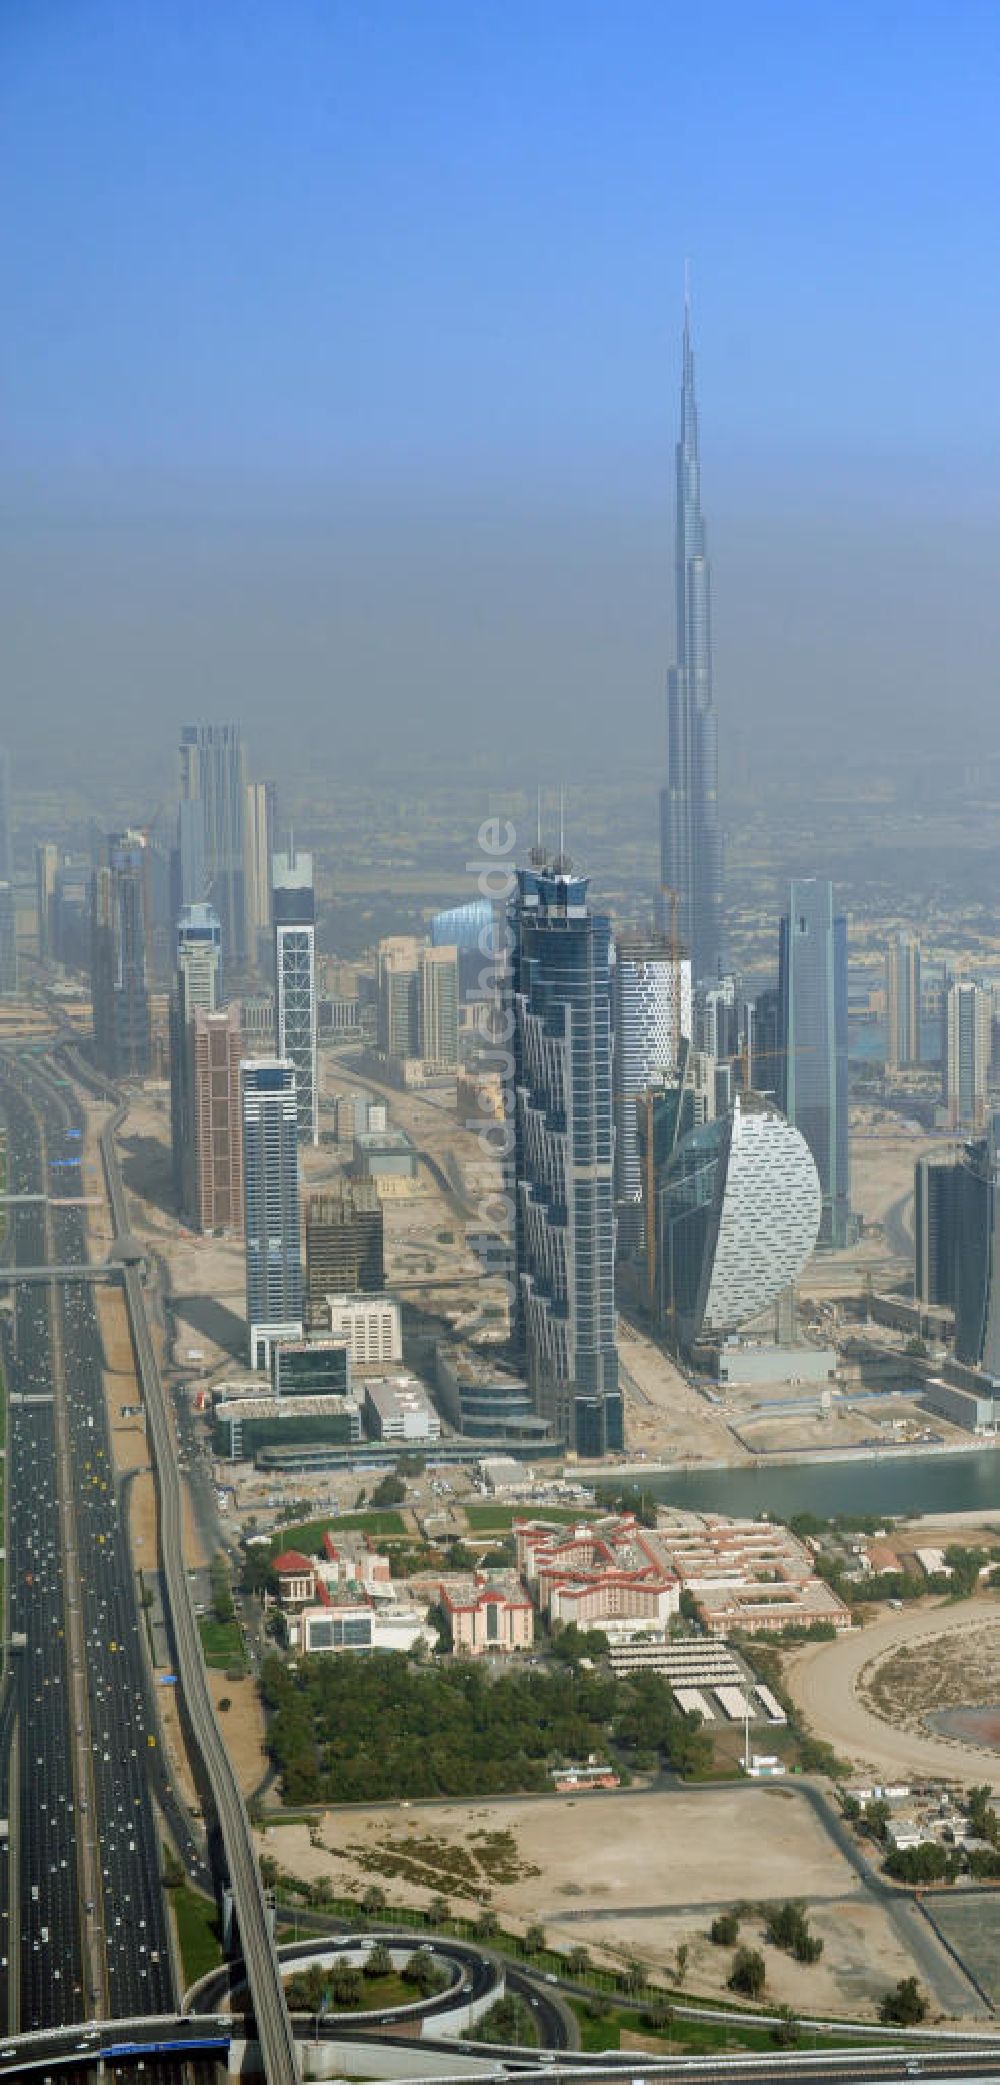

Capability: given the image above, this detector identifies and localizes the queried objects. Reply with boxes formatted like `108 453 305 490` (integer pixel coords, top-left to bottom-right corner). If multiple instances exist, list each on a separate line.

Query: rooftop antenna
529 786 546 869
554 784 572 876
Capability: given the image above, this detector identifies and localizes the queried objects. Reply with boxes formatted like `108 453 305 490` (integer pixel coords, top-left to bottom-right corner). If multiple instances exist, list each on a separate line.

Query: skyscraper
612 933 692 1255
244 779 277 971
885 930 921 1072
272 845 318 1145
90 832 151 1077
943 980 990 1132
169 903 223 1209
419 945 460 1068
0 747 12 883
778 879 852 1248
914 1153 958 1308
0 883 16 997
304 1182 385 1326
506 852 621 1456
179 723 248 966
241 1058 303 1369
190 1005 244 1234
656 1092 821 1348
659 297 723 983
376 936 421 1058
35 842 59 960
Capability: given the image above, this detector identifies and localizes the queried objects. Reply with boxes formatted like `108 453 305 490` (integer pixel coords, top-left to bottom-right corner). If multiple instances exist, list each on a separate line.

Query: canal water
629 1450 1000 1522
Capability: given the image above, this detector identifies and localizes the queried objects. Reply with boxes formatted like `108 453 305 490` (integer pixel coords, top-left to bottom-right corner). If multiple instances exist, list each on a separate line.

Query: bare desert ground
256 1786 928 2015
786 1597 1000 1783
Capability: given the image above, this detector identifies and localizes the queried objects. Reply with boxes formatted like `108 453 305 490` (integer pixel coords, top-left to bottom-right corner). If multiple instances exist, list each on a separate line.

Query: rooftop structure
515 1513 679 1630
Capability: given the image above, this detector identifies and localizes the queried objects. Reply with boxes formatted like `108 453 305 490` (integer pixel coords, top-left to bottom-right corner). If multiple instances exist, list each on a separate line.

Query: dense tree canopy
261 1652 711 1803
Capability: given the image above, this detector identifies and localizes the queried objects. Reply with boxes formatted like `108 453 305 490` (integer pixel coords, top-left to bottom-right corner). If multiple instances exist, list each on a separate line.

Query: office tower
505 851 621 1456
169 904 223 1209
244 779 277 971
376 937 421 1058
419 944 460 1068
659 297 723 982
0 747 12 882
175 797 207 910
886 930 921 1072
751 984 781 1097
241 1058 303 1369
90 832 151 1076
656 1092 821 1347
272 844 318 1145
190 1005 244 1233
952 1115 1000 1378
777 879 852 1248
612 933 692 1254
304 1182 385 1326
35 842 59 959
175 902 223 1017
179 722 248 965
0 883 16 996
914 1153 959 1307
943 980 990 1132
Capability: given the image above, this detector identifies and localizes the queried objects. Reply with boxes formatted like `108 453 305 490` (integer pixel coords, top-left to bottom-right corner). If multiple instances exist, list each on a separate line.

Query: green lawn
198 1615 246 1671
274 1511 406 1552
464 1504 584 1532
171 1885 224 1987
567 2000 921 2056
284 1968 423 2011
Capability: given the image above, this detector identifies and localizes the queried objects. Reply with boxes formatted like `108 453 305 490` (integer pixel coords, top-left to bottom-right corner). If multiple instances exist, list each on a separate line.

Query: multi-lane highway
0 1051 179 2055
0 1070 86 2033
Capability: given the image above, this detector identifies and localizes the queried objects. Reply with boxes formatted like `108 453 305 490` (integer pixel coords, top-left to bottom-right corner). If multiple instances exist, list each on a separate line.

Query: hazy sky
4 1 1000 794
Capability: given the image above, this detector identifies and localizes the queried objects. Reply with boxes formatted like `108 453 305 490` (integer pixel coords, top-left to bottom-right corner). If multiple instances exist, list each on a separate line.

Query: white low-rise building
294 1599 434 1655
325 1292 403 1366
364 1376 441 1442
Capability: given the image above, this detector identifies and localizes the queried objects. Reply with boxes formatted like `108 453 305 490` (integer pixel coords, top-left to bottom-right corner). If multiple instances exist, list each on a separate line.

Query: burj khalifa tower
659 295 724 982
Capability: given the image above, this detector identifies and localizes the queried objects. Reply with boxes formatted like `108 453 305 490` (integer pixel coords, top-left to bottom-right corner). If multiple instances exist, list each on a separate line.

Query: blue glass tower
506 853 621 1457
660 297 724 983
777 879 852 1249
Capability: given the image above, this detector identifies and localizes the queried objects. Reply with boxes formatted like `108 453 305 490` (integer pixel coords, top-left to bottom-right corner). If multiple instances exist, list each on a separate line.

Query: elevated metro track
95 1093 300 2084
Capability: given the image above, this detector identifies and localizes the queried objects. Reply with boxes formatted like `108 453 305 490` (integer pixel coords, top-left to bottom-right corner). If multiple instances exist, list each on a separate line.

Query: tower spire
659 282 724 982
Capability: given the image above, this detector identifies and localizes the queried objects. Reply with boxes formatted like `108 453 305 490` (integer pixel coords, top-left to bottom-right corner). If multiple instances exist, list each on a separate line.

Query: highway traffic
0 1052 177 2052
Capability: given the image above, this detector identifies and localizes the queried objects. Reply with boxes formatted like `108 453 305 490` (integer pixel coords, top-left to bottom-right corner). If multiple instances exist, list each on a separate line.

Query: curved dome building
657 1092 821 1347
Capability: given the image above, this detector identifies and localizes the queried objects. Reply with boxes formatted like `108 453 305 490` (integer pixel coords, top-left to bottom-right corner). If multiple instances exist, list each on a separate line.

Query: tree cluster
728 1946 766 2000
764 1902 823 1963
879 1976 927 2026
260 1652 712 1804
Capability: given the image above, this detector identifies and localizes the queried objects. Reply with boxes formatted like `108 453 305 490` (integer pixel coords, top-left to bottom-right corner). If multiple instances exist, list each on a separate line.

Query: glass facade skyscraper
612 934 692 1257
778 879 852 1249
506 854 621 1457
656 1092 821 1347
660 300 724 983
241 1057 303 1370
179 722 248 966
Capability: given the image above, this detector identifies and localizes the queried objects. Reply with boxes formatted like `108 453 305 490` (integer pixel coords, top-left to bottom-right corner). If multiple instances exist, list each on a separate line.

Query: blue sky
3 1 1000 784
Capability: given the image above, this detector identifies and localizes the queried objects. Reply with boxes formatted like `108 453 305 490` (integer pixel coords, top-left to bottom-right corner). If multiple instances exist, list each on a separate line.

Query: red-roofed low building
438 1572 534 1656
272 1551 317 1607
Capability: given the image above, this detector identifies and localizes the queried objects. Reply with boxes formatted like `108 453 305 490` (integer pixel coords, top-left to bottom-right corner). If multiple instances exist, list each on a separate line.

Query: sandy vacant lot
561 1901 922 2020
266 1787 855 1916
787 1598 1000 1783
258 1786 934 2018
